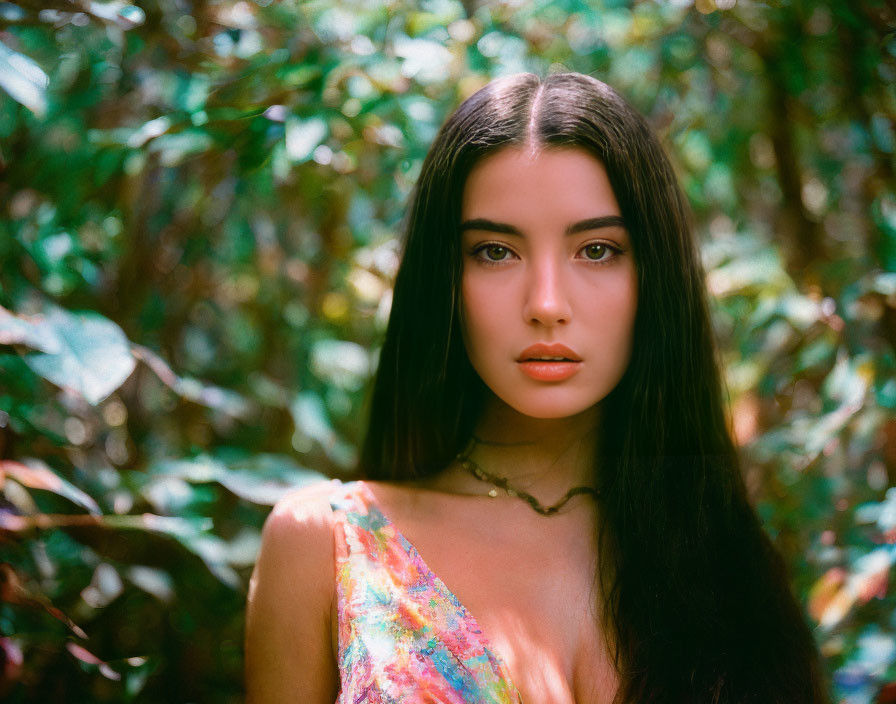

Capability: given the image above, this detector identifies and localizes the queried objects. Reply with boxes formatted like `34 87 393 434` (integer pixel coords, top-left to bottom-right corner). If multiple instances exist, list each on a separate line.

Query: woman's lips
517 360 583 381
516 343 581 362
516 343 583 381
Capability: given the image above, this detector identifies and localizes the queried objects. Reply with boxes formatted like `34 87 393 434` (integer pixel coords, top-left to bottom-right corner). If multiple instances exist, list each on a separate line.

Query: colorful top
328 479 523 704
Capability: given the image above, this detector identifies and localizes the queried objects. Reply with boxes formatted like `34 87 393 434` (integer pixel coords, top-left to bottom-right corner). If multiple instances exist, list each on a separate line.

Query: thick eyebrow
459 215 627 236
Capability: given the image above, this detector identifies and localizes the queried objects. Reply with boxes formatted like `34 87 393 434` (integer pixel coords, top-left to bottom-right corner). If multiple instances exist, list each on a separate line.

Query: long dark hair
360 72 829 703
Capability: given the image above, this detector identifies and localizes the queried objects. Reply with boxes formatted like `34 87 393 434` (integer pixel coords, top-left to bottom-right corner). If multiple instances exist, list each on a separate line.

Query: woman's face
460 146 638 420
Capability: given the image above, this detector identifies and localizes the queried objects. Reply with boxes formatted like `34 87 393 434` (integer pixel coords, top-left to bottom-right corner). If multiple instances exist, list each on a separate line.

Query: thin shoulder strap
327 479 374 521
328 480 390 567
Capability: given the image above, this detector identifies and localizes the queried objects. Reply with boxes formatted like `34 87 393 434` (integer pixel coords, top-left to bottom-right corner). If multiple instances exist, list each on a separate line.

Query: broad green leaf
23 308 135 405
0 306 61 353
146 454 326 506
0 512 237 586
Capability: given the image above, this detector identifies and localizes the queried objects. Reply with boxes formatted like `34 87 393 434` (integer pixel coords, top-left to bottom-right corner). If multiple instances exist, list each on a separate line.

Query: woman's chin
497 397 604 423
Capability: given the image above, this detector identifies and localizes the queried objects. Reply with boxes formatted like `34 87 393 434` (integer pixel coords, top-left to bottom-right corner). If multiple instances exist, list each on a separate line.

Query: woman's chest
389 499 619 703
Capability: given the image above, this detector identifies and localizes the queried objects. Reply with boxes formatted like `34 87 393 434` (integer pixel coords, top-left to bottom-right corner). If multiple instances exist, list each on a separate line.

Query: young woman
245 72 830 703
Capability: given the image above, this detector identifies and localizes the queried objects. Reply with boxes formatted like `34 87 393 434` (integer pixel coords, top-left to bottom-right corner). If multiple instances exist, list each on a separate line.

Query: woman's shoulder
264 477 414 531
246 479 344 702
262 479 344 547
253 479 356 601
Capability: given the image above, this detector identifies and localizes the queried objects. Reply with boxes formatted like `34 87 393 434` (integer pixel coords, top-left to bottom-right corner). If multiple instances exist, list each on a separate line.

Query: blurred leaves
0 0 894 701
1 459 100 514
0 39 48 117
142 454 326 508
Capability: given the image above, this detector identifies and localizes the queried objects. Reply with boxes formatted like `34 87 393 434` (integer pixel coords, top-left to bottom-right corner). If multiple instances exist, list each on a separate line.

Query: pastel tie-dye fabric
328 479 523 704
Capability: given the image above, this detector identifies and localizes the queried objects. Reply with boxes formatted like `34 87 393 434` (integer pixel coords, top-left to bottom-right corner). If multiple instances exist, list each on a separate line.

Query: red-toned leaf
0 563 88 638
65 643 121 681
0 460 100 514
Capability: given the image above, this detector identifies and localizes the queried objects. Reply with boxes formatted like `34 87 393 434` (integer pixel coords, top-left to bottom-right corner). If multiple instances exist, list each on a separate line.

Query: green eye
484 245 509 261
583 244 607 260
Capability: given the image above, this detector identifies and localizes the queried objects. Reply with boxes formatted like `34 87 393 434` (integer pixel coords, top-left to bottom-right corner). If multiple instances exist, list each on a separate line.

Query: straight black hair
360 72 829 703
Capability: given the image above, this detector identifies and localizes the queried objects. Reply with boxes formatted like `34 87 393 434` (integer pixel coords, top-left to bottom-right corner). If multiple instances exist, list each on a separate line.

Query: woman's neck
432 395 603 503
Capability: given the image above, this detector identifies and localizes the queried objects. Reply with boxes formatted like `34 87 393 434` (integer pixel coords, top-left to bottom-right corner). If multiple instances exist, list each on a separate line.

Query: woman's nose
522 258 572 326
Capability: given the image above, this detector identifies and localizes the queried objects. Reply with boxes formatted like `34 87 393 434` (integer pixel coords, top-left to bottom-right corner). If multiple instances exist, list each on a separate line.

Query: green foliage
0 0 894 701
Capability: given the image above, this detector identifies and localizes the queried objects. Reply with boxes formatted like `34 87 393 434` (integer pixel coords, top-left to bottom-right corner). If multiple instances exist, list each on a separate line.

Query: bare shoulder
265 479 340 540
256 480 339 585
245 479 340 703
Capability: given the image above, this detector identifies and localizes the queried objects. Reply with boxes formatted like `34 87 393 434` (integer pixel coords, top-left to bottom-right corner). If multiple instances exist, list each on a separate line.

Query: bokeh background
1 0 894 701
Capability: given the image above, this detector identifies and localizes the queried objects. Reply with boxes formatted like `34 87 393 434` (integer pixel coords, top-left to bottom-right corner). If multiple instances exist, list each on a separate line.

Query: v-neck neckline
354 479 524 702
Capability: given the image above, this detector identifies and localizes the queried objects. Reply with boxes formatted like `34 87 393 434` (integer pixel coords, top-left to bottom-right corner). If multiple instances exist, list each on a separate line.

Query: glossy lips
516 343 583 382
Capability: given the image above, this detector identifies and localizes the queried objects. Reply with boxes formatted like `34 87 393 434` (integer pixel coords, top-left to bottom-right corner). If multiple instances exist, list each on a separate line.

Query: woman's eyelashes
468 241 623 267
471 243 516 264
578 242 621 264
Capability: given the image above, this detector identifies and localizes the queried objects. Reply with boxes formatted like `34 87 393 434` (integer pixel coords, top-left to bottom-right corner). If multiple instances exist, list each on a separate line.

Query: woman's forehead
460 146 623 228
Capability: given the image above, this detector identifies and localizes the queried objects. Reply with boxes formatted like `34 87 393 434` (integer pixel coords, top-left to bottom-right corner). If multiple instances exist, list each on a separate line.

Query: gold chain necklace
456 439 600 516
